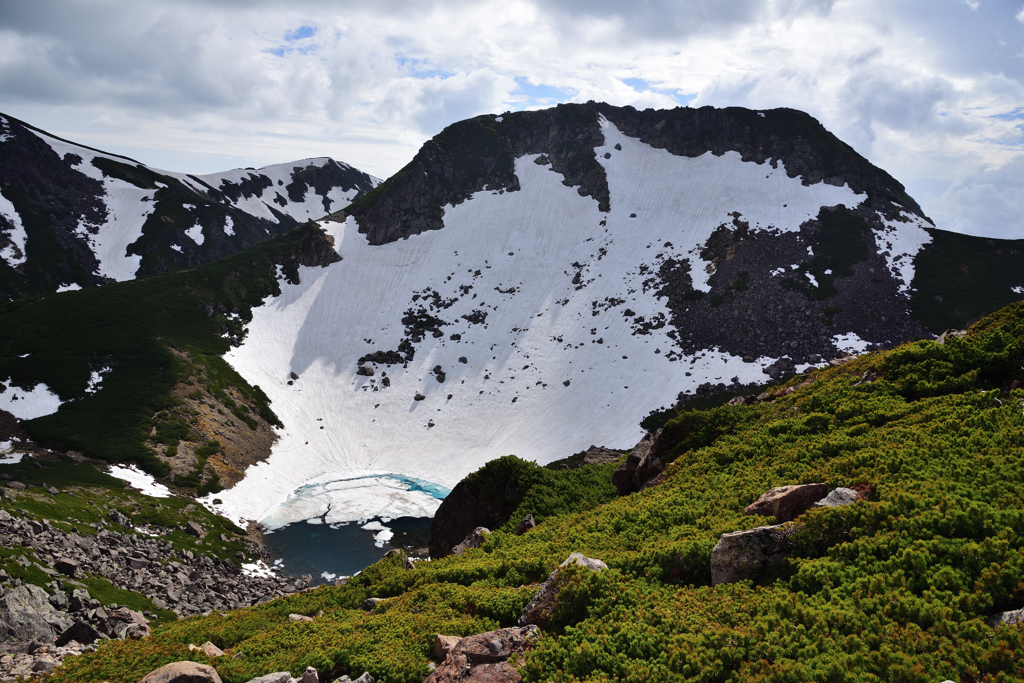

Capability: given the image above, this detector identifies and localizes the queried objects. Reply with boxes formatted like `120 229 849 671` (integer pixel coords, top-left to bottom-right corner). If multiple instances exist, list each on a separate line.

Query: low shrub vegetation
50 303 1024 682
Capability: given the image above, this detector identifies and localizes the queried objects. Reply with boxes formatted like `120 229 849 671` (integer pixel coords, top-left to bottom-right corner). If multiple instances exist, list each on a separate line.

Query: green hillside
0 222 336 476
47 301 1024 683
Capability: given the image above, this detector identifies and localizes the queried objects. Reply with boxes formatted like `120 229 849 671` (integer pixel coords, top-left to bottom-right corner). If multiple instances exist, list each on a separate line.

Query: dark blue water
262 516 435 585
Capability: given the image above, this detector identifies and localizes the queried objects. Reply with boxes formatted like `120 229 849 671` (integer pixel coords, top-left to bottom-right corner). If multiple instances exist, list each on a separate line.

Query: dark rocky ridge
344 102 925 246
0 113 375 301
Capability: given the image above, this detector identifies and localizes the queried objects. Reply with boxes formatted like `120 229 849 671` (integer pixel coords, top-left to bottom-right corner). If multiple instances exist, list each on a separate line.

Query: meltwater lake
262 515 435 585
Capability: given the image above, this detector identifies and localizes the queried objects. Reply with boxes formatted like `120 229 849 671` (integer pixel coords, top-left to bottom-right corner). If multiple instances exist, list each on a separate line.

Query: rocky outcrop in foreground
426 626 539 683
0 508 300 627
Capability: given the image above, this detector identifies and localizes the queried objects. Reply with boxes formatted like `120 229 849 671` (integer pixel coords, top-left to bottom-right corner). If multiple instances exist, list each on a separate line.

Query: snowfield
214 120 864 528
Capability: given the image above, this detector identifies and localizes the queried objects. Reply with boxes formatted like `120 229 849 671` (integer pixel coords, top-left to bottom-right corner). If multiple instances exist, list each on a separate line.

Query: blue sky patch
622 77 695 106
286 26 317 42
513 78 577 106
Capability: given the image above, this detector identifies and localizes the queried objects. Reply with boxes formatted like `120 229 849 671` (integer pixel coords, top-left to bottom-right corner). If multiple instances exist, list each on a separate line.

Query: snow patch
0 380 62 420
0 116 11 143
1013 286 1023 294
833 332 871 354
184 223 205 245
872 212 933 296
0 441 26 465
107 465 172 498
223 216 235 236
170 244 183 253
56 283 82 292
85 367 112 394
805 272 819 287
241 560 278 578
0 189 28 267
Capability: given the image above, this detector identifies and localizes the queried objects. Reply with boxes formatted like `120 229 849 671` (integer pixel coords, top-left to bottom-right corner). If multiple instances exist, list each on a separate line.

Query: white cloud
1017 6 1024 23
0 0 1021 238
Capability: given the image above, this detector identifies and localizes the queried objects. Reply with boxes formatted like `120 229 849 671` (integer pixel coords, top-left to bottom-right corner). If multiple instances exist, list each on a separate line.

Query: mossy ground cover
46 302 1024 682
0 224 331 474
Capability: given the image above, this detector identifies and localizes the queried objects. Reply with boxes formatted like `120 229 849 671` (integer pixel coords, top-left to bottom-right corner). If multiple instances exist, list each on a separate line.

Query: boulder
334 674 374 683
987 607 1024 628
434 634 462 660
55 620 103 646
109 509 133 527
0 584 70 642
140 661 223 683
425 625 539 683
581 446 620 466
710 523 799 585
451 527 489 556
53 557 80 578
243 673 292 683
812 487 859 509
299 666 319 683
356 366 374 377
107 606 150 639
185 521 205 538
519 553 608 626
188 641 225 658
515 514 536 535
744 484 828 523
612 432 663 495
360 598 383 611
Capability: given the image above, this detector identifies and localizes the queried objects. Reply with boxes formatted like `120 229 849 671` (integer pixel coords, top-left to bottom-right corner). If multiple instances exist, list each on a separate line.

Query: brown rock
612 432 663 495
139 661 223 683
424 626 539 683
434 634 462 660
185 521 205 538
53 557 80 578
744 484 828 523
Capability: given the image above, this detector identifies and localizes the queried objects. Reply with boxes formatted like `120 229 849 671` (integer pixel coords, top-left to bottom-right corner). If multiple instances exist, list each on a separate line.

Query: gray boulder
987 607 1024 628
451 527 489 555
244 673 292 683
710 523 799 585
334 674 374 683
744 484 828 523
813 487 860 509
140 661 223 683
0 584 71 642
56 620 104 646
519 553 608 626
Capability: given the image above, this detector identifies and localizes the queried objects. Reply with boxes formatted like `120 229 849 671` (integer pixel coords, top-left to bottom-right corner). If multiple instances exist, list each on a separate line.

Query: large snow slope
213 119 864 528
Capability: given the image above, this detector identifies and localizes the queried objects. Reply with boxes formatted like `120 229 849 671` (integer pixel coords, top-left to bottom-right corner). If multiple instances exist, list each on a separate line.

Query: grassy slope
47 302 1024 683
0 223 333 474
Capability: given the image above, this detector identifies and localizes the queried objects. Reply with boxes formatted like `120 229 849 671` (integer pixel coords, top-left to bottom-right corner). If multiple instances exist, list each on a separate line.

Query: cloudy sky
1 0 1022 237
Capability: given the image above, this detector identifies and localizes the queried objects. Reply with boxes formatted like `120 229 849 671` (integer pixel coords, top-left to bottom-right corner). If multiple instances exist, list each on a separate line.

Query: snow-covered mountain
204 103 1023 531
0 113 379 300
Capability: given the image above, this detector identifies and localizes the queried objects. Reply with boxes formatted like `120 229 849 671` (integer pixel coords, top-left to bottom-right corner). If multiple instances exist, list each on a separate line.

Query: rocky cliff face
0 113 377 301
